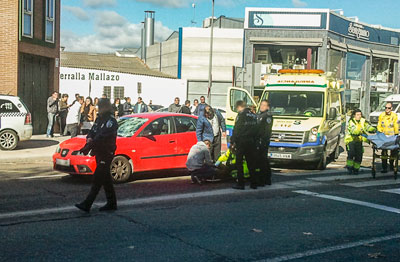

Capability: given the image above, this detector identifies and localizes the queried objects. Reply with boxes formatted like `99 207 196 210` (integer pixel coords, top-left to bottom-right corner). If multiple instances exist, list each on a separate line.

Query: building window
103 86 111 99
371 57 393 83
346 53 366 81
114 86 125 100
45 0 55 43
328 50 344 79
254 45 317 72
22 0 33 38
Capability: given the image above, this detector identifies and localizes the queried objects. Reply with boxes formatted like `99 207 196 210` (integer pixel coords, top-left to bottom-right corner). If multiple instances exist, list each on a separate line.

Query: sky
61 0 400 53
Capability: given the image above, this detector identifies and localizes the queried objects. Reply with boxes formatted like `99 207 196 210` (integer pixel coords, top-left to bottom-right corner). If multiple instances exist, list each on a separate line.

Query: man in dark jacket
75 98 118 212
180 100 192 114
231 100 258 190
122 97 133 116
194 96 208 116
257 100 273 186
209 107 226 161
133 97 149 113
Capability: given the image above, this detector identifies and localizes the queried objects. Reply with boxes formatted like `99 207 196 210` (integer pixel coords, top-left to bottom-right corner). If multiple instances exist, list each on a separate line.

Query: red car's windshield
117 117 148 137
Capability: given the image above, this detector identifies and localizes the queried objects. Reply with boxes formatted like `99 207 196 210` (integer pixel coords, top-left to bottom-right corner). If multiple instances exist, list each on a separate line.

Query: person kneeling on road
75 98 118 213
215 148 250 180
344 109 376 175
186 140 217 184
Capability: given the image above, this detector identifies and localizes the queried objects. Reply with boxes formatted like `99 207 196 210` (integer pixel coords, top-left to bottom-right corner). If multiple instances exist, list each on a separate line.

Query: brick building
0 0 60 134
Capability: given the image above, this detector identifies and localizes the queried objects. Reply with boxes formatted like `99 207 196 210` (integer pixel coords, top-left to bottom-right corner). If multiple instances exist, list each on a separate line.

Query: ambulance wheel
0 130 18 150
110 156 132 183
317 147 327 170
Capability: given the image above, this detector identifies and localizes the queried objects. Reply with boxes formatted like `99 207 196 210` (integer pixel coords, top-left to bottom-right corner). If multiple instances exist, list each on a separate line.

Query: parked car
155 107 169 113
149 104 163 112
369 94 400 126
0 95 32 150
53 113 198 183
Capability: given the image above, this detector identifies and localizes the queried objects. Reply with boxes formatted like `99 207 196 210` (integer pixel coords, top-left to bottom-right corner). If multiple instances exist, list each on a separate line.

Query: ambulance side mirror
328 107 337 120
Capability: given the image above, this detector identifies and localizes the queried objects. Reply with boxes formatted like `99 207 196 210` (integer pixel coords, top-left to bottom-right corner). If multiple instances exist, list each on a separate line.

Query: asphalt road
1 138 400 261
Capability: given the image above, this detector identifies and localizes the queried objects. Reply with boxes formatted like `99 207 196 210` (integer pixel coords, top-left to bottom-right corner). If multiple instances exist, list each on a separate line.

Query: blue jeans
47 113 56 136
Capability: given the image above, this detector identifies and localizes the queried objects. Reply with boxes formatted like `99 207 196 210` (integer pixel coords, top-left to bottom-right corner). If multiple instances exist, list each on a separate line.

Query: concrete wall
181 28 243 82
147 38 179 78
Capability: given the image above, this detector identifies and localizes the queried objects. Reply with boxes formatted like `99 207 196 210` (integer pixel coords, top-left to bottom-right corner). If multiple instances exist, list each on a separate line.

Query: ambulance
226 69 345 170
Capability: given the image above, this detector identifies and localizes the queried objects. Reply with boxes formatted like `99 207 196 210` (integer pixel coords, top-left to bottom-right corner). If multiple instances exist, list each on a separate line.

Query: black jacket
257 110 273 147
180 105 192 115
82 113 118 157
231 108 258 146
122 102 132 116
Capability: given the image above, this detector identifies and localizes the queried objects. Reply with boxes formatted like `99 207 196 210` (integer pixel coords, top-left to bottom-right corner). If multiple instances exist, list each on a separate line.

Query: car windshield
117 117 148 137
378 101 398 112
262 91 324 117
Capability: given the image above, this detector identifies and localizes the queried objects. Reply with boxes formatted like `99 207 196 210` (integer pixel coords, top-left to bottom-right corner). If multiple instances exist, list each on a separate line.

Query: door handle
169 140 176 143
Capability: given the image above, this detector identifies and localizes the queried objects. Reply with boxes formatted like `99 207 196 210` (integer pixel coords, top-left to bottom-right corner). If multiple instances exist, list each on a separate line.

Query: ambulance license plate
56 159 70 166
269 153 292 159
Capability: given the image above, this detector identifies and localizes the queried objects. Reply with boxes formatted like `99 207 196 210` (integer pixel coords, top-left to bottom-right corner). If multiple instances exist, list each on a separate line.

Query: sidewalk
0 135 69 163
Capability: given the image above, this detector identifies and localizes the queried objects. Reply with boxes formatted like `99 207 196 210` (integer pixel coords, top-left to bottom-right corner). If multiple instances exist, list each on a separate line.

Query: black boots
75 202 91 213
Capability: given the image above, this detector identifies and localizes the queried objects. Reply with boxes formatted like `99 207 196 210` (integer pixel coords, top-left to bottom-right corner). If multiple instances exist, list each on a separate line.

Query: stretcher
366 133 399 180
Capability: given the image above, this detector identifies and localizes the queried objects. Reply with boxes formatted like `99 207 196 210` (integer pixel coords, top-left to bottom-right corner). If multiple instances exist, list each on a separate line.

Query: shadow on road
16 139 59 150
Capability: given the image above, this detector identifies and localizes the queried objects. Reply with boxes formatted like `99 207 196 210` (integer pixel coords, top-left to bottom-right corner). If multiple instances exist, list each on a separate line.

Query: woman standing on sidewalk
80 97 96 135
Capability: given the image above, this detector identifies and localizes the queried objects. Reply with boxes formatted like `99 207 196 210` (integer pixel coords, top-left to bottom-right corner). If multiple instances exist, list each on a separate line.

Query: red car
53 113 198 183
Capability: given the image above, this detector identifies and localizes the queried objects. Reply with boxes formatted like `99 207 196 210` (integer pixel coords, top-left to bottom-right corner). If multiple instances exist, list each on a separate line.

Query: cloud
61 11 173 53
83 0 117 8
292 0 307 7
134 0 189 8
63 6 90 21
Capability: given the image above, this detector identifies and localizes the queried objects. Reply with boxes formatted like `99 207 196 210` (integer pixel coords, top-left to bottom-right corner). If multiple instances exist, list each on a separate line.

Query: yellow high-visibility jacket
377 111 399 136
344 118 375 145
217 149 249 178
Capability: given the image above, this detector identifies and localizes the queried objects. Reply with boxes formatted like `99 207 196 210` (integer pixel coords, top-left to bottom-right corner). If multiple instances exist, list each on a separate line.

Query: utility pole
207 0 215 105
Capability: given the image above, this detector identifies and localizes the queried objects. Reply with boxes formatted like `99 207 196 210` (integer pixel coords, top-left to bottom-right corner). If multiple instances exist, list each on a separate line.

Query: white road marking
0 183 293 220
294 190 400 214
342 179 400 188
308 172 390 182
277 169 347 177
258 233 400 262
381 188 400 195
17 174 66 180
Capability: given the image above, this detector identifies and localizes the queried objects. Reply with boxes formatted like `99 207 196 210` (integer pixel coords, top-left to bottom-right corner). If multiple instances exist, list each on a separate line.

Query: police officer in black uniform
257 100 273 186
75 98 118 212
231 100 258 190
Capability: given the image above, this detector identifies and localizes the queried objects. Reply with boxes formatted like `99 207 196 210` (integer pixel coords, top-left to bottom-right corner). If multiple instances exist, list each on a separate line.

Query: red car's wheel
110 156 132 183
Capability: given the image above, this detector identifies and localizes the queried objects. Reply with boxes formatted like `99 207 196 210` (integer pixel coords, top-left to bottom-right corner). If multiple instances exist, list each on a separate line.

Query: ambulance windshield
263 91 324 117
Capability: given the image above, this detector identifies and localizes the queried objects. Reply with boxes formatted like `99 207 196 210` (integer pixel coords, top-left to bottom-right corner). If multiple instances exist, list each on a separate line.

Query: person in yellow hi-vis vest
377 102 399 173
345 109 376 175
215 149 250 179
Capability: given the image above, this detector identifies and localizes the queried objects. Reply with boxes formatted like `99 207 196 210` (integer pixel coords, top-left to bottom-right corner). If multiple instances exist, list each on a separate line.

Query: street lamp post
207 0 215 105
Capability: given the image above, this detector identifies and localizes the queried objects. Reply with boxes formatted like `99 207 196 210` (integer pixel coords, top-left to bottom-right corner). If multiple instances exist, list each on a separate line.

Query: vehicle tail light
24 113 32 125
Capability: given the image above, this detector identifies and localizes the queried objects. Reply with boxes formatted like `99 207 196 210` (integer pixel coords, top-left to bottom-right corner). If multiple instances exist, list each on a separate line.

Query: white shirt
66 102 81 125
208 115 220 137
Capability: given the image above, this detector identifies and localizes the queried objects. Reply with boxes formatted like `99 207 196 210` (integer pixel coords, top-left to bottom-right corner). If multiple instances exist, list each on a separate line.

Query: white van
369 94 400 126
